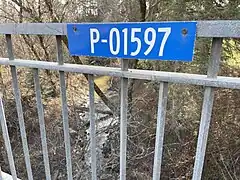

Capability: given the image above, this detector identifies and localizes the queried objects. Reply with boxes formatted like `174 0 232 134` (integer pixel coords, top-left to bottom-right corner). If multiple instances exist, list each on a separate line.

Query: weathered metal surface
33 69 51 180
0 58 240 90
120 59 129 180
88 74 97 180
0 94 18 180
56 35 73 180
0 23 66 35
192 38 223 180
0 21 239 37
0 21 239 180
152 82 168 180
197 20 240 37
5 35 34 180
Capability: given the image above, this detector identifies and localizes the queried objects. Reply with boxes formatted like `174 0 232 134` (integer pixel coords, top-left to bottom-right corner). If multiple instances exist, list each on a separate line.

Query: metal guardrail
0 21 239 180
0 21 239 37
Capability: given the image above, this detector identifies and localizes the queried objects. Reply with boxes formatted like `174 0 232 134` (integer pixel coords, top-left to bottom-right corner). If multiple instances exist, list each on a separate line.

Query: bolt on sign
67 21 197 62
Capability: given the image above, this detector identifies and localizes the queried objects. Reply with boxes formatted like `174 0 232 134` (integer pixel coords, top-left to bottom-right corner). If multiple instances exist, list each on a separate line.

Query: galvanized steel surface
0 94 18 180
0 58 239 90
56 35 73 180
88 74 97 180
0 21 239 180
6 35 34 180
192 38 223 180
33 69 51 180
0 21 239 37
152 82 168 180
120 59 129 180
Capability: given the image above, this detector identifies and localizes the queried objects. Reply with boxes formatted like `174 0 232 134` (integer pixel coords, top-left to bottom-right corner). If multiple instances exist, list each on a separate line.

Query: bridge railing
0 21 240 180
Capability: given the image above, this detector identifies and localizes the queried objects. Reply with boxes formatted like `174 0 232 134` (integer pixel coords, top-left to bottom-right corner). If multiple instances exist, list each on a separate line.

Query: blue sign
67 22 197 61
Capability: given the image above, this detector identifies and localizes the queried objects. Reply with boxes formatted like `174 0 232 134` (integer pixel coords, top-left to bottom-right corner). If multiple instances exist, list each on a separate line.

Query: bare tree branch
62 36 118 114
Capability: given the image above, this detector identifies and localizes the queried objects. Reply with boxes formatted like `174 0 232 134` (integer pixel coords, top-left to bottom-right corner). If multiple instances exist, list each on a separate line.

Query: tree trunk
128 0 146 115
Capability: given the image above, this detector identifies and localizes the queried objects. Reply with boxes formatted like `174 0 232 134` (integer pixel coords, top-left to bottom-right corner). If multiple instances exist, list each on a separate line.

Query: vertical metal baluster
6 34 33 180
0 94 18 180
152 82 168 180
33 69 51 180
192 38 223 180
56 35 73 180
88 74 97 180
0 166 2 180
120 59 129 180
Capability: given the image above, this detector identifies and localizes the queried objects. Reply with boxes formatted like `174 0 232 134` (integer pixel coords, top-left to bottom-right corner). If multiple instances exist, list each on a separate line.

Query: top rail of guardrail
0 21 239 37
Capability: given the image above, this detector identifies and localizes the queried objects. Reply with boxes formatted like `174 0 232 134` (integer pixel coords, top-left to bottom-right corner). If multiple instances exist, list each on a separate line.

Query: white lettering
144 28 156 55
122 28 128 55
130 28 141 56
109 28 120 55
158 27 171 56
90 28 100 54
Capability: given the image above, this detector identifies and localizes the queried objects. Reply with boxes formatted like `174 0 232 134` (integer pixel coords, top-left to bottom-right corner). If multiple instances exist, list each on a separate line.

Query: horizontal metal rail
0 58 240 90
0 21 240 37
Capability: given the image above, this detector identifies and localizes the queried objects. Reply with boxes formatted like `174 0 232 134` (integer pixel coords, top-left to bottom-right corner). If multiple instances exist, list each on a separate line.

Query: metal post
88 74 97 180
152 82 168 180
56 35 73 180
192 38 223 180
0 93 18 180
33 69 51 180
0 166 2 180
120 59 129 180
6 34 33 180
